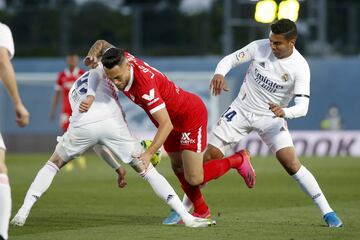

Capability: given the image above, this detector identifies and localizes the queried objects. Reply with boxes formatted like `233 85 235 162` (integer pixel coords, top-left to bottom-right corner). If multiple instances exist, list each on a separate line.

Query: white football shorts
0 133 6 151
55 117 143 163
209 104 294 155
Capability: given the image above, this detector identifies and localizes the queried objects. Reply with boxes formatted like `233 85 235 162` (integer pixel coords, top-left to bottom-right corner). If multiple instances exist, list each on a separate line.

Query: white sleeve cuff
86 89 96 97
283 96 310 119
149 103 165 114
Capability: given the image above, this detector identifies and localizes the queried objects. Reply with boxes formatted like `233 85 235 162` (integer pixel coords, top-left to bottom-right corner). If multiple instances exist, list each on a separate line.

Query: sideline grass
7 153 360 240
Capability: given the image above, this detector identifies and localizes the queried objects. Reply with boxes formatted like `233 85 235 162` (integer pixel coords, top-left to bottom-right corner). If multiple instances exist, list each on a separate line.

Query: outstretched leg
129 157 215 227
276 147 343 227
10 152 64 226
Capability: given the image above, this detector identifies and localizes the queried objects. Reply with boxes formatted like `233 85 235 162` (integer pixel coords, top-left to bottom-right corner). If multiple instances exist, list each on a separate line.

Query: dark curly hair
101 48 126 69
271 19 297 40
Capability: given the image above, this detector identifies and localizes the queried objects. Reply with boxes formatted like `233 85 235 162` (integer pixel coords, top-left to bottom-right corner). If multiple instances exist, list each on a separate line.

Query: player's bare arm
139 108 173 167
268 102 285 118
84 40 114 68
49 90 61 120
79 95 95 113
210 74 229 96
0 47 30 127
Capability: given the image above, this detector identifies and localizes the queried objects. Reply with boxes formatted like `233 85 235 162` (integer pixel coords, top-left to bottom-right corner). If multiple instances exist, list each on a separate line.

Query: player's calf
10 207 30 227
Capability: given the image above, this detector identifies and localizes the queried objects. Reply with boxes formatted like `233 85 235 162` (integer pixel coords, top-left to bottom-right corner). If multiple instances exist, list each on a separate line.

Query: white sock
181 183 207 212
21 161 59 211
182 194 193 212
292 165 333 215
0 174 11 240
141 166 193 223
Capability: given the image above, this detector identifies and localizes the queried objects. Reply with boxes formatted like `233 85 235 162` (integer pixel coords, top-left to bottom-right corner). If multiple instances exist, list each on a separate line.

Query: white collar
124 66 134 91
64 67 80 77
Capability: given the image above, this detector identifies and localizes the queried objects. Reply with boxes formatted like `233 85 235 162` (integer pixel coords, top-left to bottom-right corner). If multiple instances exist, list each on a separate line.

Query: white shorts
0 133 6 151
208 104 294 155
55 117 143 164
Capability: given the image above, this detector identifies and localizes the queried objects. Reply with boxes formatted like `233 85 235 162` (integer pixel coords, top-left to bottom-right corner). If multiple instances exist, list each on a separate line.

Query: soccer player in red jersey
84 40 256 222
50 54 86 132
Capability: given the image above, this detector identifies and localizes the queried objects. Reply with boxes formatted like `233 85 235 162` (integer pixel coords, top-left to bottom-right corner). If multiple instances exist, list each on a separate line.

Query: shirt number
221 107 237 122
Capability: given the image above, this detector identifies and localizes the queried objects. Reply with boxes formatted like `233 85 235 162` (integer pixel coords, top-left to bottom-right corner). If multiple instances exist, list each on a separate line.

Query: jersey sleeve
0 23 15 59
214 41 257 76
55 72 63 91
293 59 310 96
87 68 101 96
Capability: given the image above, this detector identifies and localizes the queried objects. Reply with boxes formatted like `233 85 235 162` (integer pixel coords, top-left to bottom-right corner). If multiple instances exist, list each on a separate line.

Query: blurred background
1 0 359 156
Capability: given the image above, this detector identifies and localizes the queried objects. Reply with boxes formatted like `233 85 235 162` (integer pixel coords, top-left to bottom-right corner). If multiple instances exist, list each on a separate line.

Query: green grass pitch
6 153 360 240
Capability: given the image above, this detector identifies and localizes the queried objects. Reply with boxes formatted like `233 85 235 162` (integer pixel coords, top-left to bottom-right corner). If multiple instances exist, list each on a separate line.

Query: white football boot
184 217 216 228
10 207 30 226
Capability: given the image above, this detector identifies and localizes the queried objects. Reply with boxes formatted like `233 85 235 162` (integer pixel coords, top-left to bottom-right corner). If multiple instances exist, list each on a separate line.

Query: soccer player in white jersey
10 64 215 228
208 19 342 227
0 22 30 240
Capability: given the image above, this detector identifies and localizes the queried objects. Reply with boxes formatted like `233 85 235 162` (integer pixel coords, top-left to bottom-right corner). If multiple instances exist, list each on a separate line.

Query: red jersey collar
124 66 134 91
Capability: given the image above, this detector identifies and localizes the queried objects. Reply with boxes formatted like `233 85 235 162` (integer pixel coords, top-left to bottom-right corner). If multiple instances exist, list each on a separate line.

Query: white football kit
0 22 15 151
55 64 142 163
209 39 310 153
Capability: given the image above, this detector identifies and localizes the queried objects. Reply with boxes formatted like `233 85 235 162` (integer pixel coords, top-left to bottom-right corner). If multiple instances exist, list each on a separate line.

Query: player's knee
281 159 301 175
49 152 66 169
204 144 224 162
170 160 183 173
287 161 301 175
129 158 146 173
0 162 7 174
185 174 203 186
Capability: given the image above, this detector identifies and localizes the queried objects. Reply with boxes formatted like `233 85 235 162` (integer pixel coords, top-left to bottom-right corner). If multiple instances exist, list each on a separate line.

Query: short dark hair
101 48 126 69
271 19 297 40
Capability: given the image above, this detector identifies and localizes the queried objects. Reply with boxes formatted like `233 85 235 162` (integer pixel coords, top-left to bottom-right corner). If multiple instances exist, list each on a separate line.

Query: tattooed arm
84 40 115 68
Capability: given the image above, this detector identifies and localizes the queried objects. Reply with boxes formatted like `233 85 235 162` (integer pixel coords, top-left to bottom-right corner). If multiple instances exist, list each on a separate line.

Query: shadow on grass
11 213 161 236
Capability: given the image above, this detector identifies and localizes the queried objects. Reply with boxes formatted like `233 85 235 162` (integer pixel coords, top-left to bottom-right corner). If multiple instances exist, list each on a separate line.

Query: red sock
202 153 244 184
175 172 209 215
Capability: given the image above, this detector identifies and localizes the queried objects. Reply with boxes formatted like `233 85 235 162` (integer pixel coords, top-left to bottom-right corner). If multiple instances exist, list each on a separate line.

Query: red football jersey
122 52 204 131
56 67 86 114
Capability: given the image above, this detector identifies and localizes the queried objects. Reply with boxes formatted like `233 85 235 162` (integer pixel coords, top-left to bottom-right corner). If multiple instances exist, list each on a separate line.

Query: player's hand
116 167 127 188
210 74 230 96
83 56 98 69
138 151 152 169
79 95 95 113
14 103 30 128
268 102 285 118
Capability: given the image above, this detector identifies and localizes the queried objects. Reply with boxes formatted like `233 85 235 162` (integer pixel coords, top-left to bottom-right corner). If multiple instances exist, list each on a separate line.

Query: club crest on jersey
142 89 155 101
281 74 289 81
236 51 246 61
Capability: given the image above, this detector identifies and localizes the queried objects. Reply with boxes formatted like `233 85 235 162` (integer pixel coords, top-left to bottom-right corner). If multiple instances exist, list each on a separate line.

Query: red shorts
60 112 71 132
163 96 208 153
